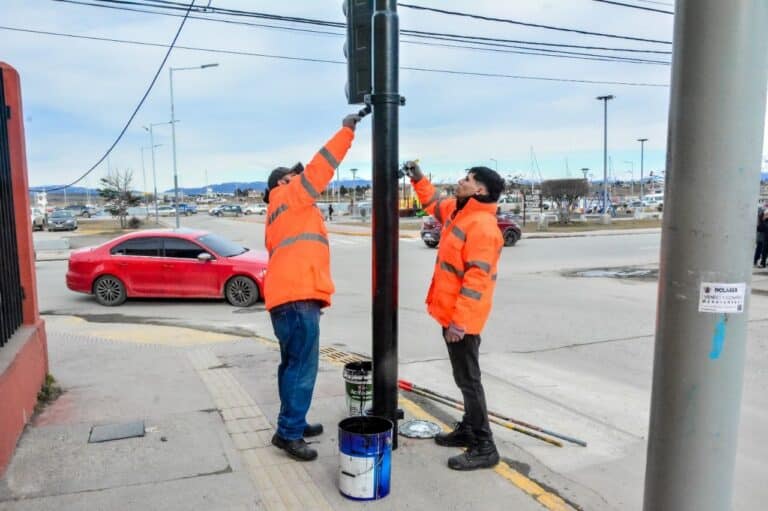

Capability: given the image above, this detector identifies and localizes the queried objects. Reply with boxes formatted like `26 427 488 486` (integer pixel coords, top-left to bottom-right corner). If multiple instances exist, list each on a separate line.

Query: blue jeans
270 300 321 440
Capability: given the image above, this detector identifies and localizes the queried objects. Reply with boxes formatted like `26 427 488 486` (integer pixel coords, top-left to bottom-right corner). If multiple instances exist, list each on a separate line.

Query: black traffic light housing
343 0 373 105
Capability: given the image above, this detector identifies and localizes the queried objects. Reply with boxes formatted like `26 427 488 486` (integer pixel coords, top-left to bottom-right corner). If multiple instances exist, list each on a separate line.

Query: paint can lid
398 420 442 439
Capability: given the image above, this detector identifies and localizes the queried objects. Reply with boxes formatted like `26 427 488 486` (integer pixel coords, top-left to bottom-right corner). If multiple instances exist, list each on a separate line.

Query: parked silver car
47 210 78 231
30 207 46 231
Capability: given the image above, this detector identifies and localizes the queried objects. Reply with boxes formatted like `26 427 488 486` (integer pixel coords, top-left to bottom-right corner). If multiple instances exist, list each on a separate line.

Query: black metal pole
370 0 401 448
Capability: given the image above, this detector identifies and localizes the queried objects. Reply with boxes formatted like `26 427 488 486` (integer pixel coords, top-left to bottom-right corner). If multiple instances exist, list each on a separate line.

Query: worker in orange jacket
263 113 363 461
405 160 505 470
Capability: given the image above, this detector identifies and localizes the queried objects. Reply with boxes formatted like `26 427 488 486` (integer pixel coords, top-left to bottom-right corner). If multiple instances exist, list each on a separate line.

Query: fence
0 68 24 348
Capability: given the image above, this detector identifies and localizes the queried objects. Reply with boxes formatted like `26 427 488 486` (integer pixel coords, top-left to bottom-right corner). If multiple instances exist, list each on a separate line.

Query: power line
396 2 672 45
30 0 196 192
592 0 674 15
1 25 669 87
55 0 672 55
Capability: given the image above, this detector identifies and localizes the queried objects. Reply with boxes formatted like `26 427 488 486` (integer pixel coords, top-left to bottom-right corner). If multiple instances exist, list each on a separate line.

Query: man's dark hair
467 166 505 203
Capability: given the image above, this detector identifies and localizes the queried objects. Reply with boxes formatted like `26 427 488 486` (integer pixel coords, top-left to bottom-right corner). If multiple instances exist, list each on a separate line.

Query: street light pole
350 167 358 214
596 95 614 215
638 138 648 200
581 167 589 211
490 158 498 172
624 161 635 196
140 146 148 216
144 122 171 224
642 1 768 509
169 63 219 228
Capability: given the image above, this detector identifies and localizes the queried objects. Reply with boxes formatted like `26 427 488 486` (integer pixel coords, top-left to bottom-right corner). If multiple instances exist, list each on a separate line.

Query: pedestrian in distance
404 160 506 470
263 113 364 461
755 207 768 268
328 203 334 221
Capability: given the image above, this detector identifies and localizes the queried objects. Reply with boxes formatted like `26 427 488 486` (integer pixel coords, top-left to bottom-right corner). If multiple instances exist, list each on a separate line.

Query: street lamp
624 161 635 196
350 168 358 214
596 95 614 215
581 167 590 211
143 121 173 224
489 158 498 172
141 144 163 217
638 138 648 200
169 62 219 228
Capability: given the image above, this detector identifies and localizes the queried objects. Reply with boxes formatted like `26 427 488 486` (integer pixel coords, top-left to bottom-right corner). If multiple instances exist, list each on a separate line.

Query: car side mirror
198 252 213 262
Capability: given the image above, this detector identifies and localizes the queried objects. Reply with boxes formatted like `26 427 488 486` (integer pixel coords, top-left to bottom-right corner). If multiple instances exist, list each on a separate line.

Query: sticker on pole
698 283 745 314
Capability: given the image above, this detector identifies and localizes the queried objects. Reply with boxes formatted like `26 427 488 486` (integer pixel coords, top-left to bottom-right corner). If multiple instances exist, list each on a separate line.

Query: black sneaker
303 423 324 438
271 434 318 461
447 439 500 471
434 421 475 448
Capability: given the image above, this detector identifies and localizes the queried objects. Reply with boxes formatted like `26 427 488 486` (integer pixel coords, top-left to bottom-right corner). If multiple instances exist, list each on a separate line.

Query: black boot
271 434 318 461
303 423 324 438
447 438 500 471
434 421 475 448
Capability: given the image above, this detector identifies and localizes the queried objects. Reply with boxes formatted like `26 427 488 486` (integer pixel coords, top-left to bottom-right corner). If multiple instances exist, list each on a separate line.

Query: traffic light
343 0 373 105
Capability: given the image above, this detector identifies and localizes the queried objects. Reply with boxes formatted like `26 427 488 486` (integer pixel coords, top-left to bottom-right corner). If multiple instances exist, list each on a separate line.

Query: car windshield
51 210 73 218
197 233 247 257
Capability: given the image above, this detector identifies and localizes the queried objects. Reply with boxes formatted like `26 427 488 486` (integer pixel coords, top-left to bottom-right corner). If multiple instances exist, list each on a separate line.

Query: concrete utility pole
350 167 358 213
642 2 768 510
370 0 402 447
638 138 648 200
596 95 614 216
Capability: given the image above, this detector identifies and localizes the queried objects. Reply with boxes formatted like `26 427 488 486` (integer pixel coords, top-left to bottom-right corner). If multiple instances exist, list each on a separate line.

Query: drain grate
89 420 145 443
319 346 369 366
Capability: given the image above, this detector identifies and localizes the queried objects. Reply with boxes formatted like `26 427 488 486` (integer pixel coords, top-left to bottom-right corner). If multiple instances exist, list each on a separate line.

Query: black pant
755 240 767 266
444 329 493 440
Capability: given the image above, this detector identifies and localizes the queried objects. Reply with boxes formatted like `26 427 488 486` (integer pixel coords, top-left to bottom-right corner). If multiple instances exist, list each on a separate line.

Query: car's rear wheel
503 229 519 247
225 276 259 307
93 275 127 306
424 240 438 248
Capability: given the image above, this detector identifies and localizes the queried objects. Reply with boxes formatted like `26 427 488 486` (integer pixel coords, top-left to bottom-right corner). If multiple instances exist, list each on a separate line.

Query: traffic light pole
370 0 403 447
643 1 768 510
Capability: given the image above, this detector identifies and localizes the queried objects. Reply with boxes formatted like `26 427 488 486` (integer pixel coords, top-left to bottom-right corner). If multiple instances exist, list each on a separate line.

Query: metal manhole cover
89 420 145 443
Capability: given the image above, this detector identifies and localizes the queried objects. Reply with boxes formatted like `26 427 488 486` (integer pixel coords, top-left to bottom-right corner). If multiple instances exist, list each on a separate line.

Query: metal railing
0 68 24 348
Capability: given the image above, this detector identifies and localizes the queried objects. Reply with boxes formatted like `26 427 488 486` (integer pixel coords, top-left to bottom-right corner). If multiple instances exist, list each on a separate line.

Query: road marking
399 394 576 511
318 346 576 511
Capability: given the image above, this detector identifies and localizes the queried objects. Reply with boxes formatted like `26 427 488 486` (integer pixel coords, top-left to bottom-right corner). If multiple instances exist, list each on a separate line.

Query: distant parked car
157 206 176 217
48 210 78 231
66 229 267 307
31 207 46 231
63 204 95 218
174 203 198 216
212 204 243 217
420 213 522 248
243 203 267 215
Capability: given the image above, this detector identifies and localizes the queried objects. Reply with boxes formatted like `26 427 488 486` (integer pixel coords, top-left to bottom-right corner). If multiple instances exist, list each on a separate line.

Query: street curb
524 228 661 240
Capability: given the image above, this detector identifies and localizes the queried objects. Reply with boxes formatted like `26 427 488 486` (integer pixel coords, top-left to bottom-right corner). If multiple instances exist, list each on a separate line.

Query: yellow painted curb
399 395 575 511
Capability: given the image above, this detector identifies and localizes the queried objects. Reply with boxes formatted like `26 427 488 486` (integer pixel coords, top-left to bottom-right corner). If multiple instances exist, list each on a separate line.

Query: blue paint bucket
338 416 393 501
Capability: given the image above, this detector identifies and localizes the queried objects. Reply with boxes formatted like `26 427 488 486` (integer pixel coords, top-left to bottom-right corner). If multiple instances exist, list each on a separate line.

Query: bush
127 216 142 229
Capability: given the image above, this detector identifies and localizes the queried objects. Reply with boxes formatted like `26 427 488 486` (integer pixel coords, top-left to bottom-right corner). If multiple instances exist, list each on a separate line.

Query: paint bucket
343 361 372 416
338 416 393 501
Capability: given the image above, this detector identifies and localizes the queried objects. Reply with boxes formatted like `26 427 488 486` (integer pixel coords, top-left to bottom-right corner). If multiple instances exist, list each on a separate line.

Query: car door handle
118 262 128 267
162 263 174 269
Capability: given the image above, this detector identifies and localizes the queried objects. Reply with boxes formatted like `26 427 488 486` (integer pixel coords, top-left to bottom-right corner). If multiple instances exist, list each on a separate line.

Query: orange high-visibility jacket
264 127 354 310
414 178 503 334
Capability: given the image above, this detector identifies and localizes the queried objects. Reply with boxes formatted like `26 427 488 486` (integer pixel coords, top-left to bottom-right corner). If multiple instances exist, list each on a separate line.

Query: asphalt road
34 214 768 510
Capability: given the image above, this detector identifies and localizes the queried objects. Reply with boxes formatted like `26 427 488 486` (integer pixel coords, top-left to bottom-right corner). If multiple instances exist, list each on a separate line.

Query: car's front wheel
424 240 438 249
93 275 127 306
503 229 519 247
225 276 259 307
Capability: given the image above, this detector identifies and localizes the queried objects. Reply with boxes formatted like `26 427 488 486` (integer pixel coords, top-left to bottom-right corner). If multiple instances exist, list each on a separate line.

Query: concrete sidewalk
0 316 588 511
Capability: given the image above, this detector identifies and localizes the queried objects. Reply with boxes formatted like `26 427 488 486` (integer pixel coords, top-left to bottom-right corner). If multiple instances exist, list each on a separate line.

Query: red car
66 229 267 307
420 214 522 248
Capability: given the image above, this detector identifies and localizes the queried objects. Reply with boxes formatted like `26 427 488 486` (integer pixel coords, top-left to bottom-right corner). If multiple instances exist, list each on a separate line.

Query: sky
1 0 765 192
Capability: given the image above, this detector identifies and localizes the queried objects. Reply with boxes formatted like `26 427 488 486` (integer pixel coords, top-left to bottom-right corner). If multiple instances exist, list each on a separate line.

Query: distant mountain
173 179 372 195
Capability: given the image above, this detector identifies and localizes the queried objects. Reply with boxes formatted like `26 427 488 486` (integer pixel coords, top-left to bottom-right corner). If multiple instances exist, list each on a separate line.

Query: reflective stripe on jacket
264 127 354 310
414 178 503 334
